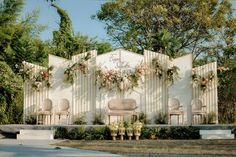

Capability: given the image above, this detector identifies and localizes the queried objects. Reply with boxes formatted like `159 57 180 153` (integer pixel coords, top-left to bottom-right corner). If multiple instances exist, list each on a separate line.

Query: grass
56 139 236 157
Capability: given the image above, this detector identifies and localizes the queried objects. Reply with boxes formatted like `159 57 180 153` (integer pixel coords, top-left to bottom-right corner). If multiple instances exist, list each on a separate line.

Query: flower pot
134 129 141 140
110 129 118 140
119 127 125 140
126 127 133 140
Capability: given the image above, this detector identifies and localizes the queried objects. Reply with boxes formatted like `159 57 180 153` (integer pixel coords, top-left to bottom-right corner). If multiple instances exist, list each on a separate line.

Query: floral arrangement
95 63 149 92
64 53 91 84
19 62 54 91
109 122 119 130
151 57 180 85
151 57 164 77
192 69 215 91
167 66 180 85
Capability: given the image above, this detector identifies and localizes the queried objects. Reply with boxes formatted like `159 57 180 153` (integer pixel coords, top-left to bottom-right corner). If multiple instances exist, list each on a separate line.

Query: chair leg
50 115 51 125
169 115 171 125
177 115 179 125
58 115 61 125
36 115 38 125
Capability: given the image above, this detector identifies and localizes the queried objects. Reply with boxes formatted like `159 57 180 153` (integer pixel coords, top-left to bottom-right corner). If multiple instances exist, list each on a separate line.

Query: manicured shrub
54 127 69 139
25 115 37 125
140 127 154 139
68 128 79 140
92 112 105 125
94 126 111 140
156 127 171 139
155 126 200 139
76 127 86 140
154 112 168 124
54 126 200 140
138 112 151 124
73 115 87 125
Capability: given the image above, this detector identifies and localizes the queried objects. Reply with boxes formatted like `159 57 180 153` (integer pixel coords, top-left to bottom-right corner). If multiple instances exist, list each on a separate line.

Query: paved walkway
0 139 122 157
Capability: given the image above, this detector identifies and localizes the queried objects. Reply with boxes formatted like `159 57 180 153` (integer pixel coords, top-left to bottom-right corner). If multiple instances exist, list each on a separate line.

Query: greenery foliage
203 112 217 124
92 112 105 125
54 126 111 140
0 61 23 124
218 66 236 124
96 0 235 59
154 112 168 124
51 4 112 59
63 53 91 84
25 115 37 125
192 70 215 91
73 115 87 125
138 112 151 124
54 126 200 140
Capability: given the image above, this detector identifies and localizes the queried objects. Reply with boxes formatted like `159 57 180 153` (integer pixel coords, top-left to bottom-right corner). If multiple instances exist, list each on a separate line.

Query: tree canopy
96 0 236 59
51 3 112 59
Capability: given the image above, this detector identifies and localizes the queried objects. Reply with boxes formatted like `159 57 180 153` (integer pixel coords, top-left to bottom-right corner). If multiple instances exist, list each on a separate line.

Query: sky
22 0 236 43
21 0 109 41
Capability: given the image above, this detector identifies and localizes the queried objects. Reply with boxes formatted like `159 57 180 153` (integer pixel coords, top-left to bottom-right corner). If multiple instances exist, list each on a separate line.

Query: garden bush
154 112 168 124
54 126 200 140
54 127 69 139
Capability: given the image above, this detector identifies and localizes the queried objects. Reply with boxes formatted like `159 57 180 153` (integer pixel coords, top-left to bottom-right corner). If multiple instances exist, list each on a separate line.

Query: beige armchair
55 98 70 124
191 99 207 124
37 98 53 125
168 98 183 125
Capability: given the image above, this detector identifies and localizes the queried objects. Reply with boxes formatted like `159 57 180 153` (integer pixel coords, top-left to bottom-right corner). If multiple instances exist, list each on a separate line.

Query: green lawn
56 139 236 157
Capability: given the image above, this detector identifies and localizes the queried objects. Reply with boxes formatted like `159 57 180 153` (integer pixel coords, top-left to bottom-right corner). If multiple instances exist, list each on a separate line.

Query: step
17 129 54 140
20 129 54 135
201 134 235 139
200 130 231 135
17 134 54 140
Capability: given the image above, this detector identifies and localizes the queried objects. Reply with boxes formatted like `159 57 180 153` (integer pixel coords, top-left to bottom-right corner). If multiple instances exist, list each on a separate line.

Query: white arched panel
144 50 169 117
23 62 49 123
169 54 193 124
192 62 218 123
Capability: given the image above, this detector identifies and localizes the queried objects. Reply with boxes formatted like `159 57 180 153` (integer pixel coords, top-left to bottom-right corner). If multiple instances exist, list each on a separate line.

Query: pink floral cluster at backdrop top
151 57 180 85
95 63 150 92
18 62 54 91
95 57 180 92
192 69 215 91
63 53 91 84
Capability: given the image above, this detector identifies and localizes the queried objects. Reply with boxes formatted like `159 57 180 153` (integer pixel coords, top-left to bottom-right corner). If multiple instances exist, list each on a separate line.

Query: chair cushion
55 111 69 115
38 111 52 115
108 99 137 110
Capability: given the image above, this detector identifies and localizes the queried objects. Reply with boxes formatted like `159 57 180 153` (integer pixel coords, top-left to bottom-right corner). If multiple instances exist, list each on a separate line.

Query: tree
0 61 23 124
0 0 24 61
51 3 112 59
96 0 234 58
0 0 49 72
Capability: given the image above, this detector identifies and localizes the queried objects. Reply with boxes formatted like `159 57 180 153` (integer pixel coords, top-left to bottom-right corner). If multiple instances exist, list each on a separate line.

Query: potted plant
126 123 133 140
109 122 118 140
133 121 143 140
118 122 125 140
207 112 216 124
